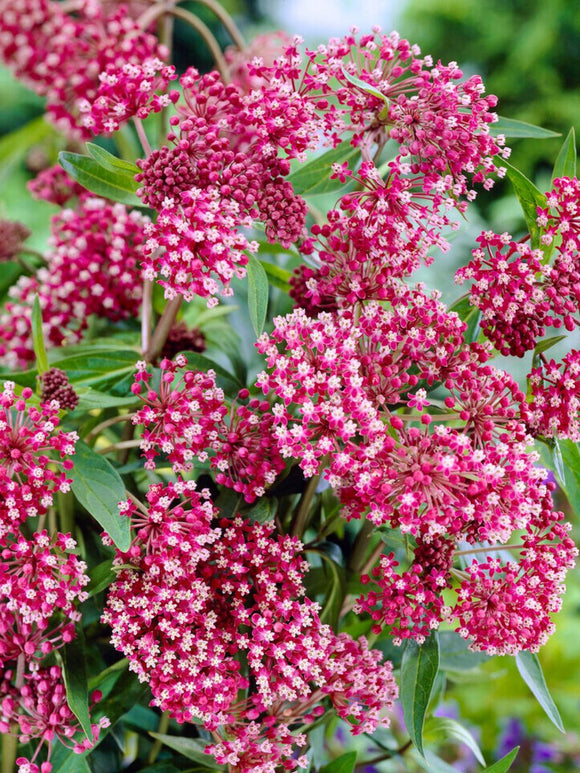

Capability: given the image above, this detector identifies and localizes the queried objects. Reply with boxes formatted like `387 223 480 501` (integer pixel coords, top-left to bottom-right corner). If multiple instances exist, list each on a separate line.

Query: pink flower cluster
131 356 285 502
0 386 105 771
0 0 167 137
456 177 580 439
0 195 147 368
104 482 397 770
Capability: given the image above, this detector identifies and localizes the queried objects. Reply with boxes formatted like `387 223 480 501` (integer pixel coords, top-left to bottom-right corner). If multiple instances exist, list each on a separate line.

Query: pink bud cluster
0 0 167 137
104 483 397 769
0 384 76 543
131 356 285 502
0 195 147 368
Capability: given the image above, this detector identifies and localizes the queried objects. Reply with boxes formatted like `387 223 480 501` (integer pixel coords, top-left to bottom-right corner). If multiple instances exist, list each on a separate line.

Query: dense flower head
0 0 167 137
0 221 31 263
0 531 89 666
455 231 552 356
301 28 507 191
537 176 580 252
27 165 85 207
131 357 285 500
0 665 108 771
160 321 206 361
0 384 76 544
528 350 580 440
79 57 179 134
225 30 294 93
0 195 147 368
38 369 78 412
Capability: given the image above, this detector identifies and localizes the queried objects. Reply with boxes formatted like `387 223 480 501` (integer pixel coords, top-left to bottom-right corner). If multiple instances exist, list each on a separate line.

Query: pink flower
529 350 580 440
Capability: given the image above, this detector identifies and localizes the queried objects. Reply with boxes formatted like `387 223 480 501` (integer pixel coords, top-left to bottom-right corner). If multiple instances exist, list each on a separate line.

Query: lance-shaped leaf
260 260 292 292
288 143 361 196
400 633 440 757
482 747 520 772
503 161 547 250
319 751 357 773
424 716 485 766
552 127 577 182
69 439 131 551
247 253 269 337
59 151 141 207
86 142 140 174
148 733 225 769
515 651 564 732
489 117 560 139
59 634 93 740
31 295 49 375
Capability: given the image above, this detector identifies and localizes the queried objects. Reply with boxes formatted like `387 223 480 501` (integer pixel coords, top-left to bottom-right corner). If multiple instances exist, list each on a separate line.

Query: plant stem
354 739 413 769
145 295 182 363
133 117 152 155
290 472 320 538
193 0 246 49
85 413 136 442
1 733 18 773
455 542 525 557
96 438 142 455
141 278 153 355
147 710 170 764
170 6 229 80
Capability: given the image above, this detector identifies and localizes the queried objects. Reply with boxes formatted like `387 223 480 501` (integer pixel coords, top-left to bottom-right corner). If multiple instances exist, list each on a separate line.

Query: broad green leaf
342 67 388 103
70 439 131 551
87 558 115 597
308 548 346 629
51 349 138 395
503 161 547 249
180 351 242 395
288 143 361 196
86 142 140 174
438 631 490 671
483 747 520 772
0 116 55 182
319 751 357 773
245 498 273 524
424 716 485 766
515 651 564 732
448 295 481 344
246 253 269 337
75 387 138 411
533 335 566 356
50 744 93 773
490 117 560 139
552 127 577 182
60 635 93 740
400 633 440 757
555 439 580 516
149 733 224 769
31 295 49 375
59 150 142 207
260 260 292 292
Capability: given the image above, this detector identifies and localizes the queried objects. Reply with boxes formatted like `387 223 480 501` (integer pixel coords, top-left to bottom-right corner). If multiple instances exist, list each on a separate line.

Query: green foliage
31 294 48 375
515 651 565 732
400 634 440 756
59 635 93 740
148 733 225 768
59 150 142 206
319 752 357 773
69 439 132 552
288 143 361 196
246 253 269 336
552 127 577 180
482 747 520 772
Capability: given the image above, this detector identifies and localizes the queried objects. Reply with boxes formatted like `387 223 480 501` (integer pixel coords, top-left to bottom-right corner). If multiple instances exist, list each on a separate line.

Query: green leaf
482 747 520 772
245 498 273 524
148 733 224 769
515 651 564 732
400 633 440 757
438 631 490 671
424 716 485 766
246 253 269 337
342 67 388 103
448 295 481 344
554 439 580 516
0 116 55 182
70 439 132 552
59 151 141 207
74 387 138 411
87 558 116 597
260 260 292 292
31 295 49 375
533 335 566 356
503 161 547 250
288 143 361 196
319 751 357 773
86 143 140 174
51 349 138 395
490 117 560 139
309 548 346 629
60 635 93 740
552 127 577 182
